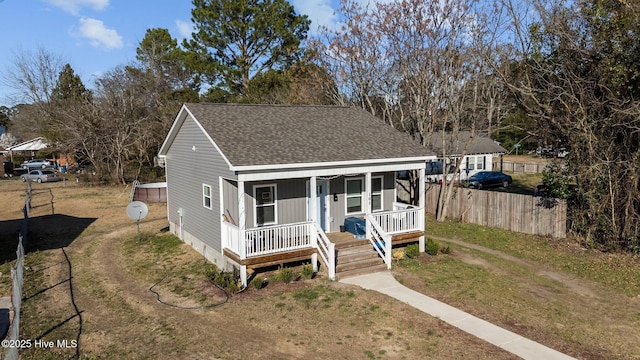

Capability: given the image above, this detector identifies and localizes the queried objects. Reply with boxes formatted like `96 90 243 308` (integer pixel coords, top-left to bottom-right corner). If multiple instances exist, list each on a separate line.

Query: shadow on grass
0 214 97 264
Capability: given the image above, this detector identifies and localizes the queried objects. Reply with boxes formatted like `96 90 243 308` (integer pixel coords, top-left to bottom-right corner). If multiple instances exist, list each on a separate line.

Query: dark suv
463 171 512 189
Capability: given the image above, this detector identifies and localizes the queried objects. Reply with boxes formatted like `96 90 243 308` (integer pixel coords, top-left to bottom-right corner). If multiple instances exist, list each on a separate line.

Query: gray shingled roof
422 131 506 156
184 103 433 167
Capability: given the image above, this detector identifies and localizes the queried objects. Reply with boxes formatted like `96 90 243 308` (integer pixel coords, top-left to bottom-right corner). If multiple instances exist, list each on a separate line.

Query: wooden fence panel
425 186 566 238
498 161 548 174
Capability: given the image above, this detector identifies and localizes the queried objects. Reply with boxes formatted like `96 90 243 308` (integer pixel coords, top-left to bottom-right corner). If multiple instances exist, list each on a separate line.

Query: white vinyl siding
254 184 277 226
203 184 212 209
345 177 364 214
164 114 235 254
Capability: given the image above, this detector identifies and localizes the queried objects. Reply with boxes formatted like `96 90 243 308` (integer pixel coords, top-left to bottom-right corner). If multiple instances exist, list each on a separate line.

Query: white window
372 176 384 212
345 177 363 214
467 156 486 171
254 184 277 226
477 156 485 170
203 184 212 209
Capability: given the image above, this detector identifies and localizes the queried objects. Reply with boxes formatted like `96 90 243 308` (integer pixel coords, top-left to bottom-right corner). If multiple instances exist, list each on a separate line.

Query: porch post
310 176 317 223
418 167 426 253
238 180 247 287
309 176 319 272
365 172 372 239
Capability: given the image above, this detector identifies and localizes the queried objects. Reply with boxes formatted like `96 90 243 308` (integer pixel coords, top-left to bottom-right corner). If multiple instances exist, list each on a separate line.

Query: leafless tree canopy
312 0 510 219
2 0 640 249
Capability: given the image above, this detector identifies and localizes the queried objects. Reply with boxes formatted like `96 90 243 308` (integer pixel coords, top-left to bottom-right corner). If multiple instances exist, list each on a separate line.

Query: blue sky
0 0 343 107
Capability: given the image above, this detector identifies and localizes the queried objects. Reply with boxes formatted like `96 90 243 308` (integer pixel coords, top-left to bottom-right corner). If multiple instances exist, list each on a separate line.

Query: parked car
556 148 569 158
20 169 61 183
538 147 556 158
22 159 52 170
462 171 512 189
425 161 458 183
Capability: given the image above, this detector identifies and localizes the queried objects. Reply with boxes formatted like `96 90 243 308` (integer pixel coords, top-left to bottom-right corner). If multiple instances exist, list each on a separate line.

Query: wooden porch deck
326 230 424 248
223 230 423 271
223 247 316 269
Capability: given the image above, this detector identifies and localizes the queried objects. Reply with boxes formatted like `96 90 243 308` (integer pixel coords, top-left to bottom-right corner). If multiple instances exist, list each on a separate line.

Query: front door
307 180 328 231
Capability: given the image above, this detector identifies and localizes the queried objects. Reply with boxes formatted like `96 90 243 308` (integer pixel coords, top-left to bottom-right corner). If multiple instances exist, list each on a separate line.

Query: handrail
244 222 312 257
392 201 414 210
313 222 335 280
373 207 422 234
221 221 240 254
366 214 392 269
130 179 140 203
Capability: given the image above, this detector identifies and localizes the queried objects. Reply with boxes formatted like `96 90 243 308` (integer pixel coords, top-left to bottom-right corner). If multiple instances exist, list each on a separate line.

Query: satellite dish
126 201 149 221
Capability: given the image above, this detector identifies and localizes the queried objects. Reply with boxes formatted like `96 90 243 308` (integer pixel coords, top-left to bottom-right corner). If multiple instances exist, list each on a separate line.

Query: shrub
392 249 405 261
425 238 439 256
440 245 451 254
250 276 265 290
302 263 314 279
405 244 420 258
277 265 296 284
212 270 239 294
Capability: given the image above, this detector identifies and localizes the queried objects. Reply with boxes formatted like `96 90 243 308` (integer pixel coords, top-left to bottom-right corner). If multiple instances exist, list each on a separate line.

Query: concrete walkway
341 272 576 360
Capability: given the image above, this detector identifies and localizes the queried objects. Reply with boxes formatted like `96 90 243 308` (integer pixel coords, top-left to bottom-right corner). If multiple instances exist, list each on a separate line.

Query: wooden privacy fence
497 160 548 174
425 187 567 238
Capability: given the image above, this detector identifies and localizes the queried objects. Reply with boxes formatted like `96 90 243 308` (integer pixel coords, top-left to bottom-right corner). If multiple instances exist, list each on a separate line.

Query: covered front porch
220 162 426 287
221 195 425 286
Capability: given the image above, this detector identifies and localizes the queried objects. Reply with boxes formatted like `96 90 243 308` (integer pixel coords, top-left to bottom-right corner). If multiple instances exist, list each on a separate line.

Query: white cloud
175 20 193 39
292 0 337 33
77 17 123 50
45 0 109 15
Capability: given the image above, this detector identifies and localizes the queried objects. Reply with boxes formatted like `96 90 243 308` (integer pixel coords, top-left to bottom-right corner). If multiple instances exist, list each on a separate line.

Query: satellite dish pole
126 201 149 242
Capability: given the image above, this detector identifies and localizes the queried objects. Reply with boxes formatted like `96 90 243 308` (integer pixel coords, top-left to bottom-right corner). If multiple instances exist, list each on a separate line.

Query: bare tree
314 0 509 220
1 47 65 106
312 0 395 120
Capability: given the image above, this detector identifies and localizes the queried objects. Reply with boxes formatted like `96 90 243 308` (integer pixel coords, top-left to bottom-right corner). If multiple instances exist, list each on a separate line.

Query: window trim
203 183 212 210
345 177 364 215
371 175 384 212
477 155 486 170
253 183 278 227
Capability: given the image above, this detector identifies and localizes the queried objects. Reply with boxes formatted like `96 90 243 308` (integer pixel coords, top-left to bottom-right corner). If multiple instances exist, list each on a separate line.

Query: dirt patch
434 235 600 299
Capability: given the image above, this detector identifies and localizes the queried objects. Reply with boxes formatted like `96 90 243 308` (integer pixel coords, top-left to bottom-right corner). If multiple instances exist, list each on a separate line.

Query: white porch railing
392 201 413 210
221 221 337 279
366 214 392 269
245 221 312 257
313 222 336 280
373 207 423 234
221 221 241 254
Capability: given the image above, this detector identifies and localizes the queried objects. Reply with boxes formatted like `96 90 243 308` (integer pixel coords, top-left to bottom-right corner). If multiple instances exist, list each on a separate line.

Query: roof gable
423 131 506 156
7 137 48 151
162 103 433 168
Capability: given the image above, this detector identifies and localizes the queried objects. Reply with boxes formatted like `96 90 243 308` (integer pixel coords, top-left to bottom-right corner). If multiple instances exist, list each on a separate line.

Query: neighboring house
158 103 434 287
422 131 507 183
6 137 49 165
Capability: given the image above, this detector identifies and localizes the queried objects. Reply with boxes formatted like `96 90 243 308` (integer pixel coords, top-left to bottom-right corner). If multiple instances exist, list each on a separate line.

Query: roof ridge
187 102 353 109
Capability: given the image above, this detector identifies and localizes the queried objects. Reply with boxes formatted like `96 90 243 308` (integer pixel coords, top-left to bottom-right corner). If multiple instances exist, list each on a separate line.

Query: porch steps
335 240 387 279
